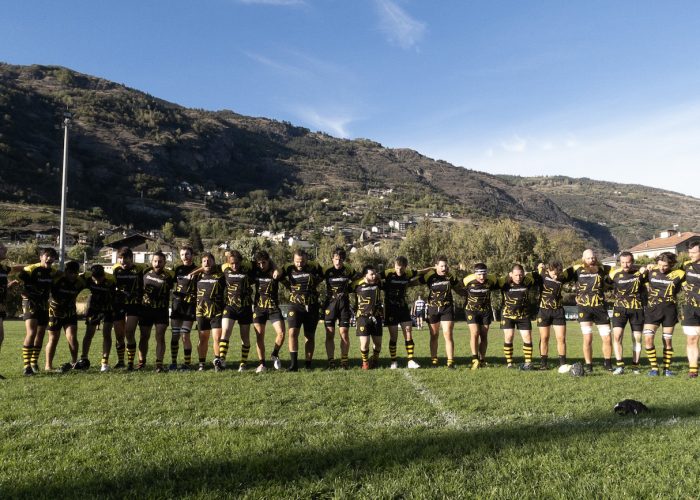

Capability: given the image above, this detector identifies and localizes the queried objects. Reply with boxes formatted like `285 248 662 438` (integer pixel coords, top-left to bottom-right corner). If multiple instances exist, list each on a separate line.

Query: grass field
1 319 699 499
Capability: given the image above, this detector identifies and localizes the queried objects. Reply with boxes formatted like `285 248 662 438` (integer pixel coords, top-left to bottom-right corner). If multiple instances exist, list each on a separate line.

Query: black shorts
384 304 412 326
140 307 170 327
465 309 493 326
197 315 222 331
22 299 49 326
356 315 383 337
85 310 114 326
427 304 454 324
48 314 78 331
253 307 284 325
286 304 320 337
324 298 351 328
682 305 700 327
537 308 566 327
414 309 426 319
578 306 610 325
501 317 532 330
171 297 196 322
611 307 645 331
223 304 253 325
113 303 141 320
645 303 678 328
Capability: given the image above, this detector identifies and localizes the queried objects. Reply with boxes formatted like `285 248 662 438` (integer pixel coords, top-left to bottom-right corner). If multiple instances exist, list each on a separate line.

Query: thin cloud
374 0 426 49
237 0 306 6
242 51 309 78
295 107 354 138
500 135 527 153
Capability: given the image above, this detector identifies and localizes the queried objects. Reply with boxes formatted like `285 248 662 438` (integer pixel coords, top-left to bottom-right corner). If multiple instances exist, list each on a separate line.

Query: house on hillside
100 233 174 264
627 230 700 260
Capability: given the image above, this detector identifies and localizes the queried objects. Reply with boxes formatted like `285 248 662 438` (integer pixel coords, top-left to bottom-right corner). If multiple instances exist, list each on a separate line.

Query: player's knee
662 333 673 340
643 329 655 337
683 326 700 337
581 326 593 335
597 325 611 337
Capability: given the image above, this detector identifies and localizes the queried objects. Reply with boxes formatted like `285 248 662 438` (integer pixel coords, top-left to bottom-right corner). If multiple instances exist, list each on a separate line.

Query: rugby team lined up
0 240 698 379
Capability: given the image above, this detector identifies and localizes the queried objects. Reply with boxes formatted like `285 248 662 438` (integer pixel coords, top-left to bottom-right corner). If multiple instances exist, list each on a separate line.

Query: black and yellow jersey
352 277 383 318
195 271 226 318
461 274 499 312
572 264 611 308
19 263 58 306
646 267 685 306
382 268 418 308
608 267 647 309
536 267 575 310
0 264 10 304
498 273 537 320
112 263 148 306
251 266 281 309
682 260 700 308
142 268 175 309
419 271 461 308
49 275 88 315
82 272 116 314
221 261 253 308
323 264 356 303
281 261 324 306
172 263 198 305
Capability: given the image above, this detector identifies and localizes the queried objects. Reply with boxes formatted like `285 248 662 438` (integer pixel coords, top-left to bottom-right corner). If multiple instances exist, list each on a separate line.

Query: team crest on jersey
614 312 620 317
360 326 365 332
325 310 330 315
288 311 295 317
253 313 257 318
468 315 473 321
501 320 505 326
537 317 542 323
579 313 584 318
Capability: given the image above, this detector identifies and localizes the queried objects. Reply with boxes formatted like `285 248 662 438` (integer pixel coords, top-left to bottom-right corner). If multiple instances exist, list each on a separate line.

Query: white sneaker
238 364 247 372
271 355 282 370
390 361 399 370
407 359 420 369
255 364 266 374
100 364 110 373
612 366 624 375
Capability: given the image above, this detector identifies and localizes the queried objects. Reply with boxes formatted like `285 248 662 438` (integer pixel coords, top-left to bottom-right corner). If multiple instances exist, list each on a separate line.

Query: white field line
401 370 461 428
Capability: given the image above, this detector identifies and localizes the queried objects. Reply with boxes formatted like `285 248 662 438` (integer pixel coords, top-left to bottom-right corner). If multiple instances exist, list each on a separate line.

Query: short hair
180 245 194 254
227 250 243 261
90 264 105 278
690 241 700 251
435 255 448 265
474 262 488 272
254 250 270 261
201 252 215 264
152 251 166 260
333 247 346 259
118 247 133 259
657 252 677 266
547 261 563 272
394 256 408 267
619 251 634 261
40 247 58 259
65 260 80 273
294 249 308 259
362 264 376 276
512 263 524 273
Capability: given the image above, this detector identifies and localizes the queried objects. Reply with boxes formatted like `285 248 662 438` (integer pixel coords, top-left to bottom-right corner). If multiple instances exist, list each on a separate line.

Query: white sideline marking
401 370 461 428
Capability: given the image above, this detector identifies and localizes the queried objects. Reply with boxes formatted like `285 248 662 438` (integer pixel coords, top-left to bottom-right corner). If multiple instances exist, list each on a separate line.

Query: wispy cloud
242 51 310 78
295 107 354 138
374 0 426 49
237 0 306 6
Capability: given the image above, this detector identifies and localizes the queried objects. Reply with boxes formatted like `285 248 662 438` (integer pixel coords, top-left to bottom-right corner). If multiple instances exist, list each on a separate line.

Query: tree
189 227 204 253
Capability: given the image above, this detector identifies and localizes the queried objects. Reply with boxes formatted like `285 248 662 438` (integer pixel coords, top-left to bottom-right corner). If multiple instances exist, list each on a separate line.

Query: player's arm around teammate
535 261 573 370
460 263 498 370
352 265 384 369
80 265 116 372
251 250 286 371
138 251 174 372
170 246 198 370
322 247 355 370
194 253 226 371
498 265 536 370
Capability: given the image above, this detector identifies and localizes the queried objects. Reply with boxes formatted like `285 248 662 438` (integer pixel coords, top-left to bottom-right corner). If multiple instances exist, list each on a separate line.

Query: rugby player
461 263 499 370
498 264 537 370
352 265 384 369
79 264 117 372
280 249 324 371
139 252 175 372
220 250 255 372
18 247 58 375
44 260 87 372
170 246 197 370
681 241 700 378
535 261 574 369
412 295 426 330
322 247 356 370
382 256 426 369
0 243 21 379
111 247 148 371
608 252 647 374
194 252 226 371
571 249 613 373
251 250 285 371
418 256 461 368
643 252 685 376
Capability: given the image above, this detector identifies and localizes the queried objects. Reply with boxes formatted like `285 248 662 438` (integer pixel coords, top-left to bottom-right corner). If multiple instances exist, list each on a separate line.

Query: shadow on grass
5 401 700 498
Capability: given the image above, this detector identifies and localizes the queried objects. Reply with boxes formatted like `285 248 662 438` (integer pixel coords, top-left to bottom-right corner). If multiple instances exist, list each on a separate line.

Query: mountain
1 63 697 252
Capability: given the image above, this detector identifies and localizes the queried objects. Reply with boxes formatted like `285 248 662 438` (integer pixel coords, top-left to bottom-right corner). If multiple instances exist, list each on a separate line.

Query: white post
59 113 71 271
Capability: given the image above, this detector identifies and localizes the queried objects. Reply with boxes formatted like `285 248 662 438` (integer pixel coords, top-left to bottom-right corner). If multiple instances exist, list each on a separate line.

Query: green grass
0 320 698 499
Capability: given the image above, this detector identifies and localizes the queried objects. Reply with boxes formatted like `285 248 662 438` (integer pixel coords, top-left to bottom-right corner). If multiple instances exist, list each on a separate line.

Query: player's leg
388 324 399 369
288 326 300 371
22 316 37 374
101 321 113 371
270 318 285 369
441 320 455 368
597 321 613 371
64 323 79 366
402 321 418 368
580 321 594 369
124 314 139 370
154 322 168 372
169 317 182 370
519 328 533 369
359 330 371 369
253 321 267 373
137 321 152 369
643 323 659 374
503 326 515 367
180 321 194 369
238 323 251 371
685 326 700 378
80 320 97 368
303 312 317 369
44 322 61 371
554 324 567 366
661 326 675 375
468 322 481 369
197 327 211 371
538 324 551 369
324 323 336 367
112 316 126 369
428 320 440 367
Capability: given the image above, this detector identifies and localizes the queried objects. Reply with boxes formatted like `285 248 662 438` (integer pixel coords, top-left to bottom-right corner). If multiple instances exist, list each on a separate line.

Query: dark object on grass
570 362 585 377
614 399 649 415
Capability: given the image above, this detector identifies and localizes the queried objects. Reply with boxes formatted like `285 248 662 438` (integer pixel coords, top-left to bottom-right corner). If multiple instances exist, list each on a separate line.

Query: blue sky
3 0 700 197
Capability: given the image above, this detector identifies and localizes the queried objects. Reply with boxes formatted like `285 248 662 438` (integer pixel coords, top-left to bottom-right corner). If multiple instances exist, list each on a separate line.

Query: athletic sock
690 364 698 376
540 355 548 367
616 359 625 368
340 354 349 368
372 348 381 362
272 344 281 357
126 343 137 366
389 341 397 362
360 349 369 363
405 339 415 359
523 343 533 364
646 347 658 370
446 358 455 367
170 327 181 364
22 345 31 368
558 355 567 366
184 348 192 366
289 351 298 369
219 339 229 361
603 358 613 370
431 356 438 366
30 346 40 366
101 354 109 366
116 344 126 364
663 348 673 370
503 343 514 365
240 343 250 366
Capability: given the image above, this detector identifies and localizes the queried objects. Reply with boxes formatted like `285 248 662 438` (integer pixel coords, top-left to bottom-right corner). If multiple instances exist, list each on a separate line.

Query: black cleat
60 362 74 373
23 366 35 376
114 361 126 369
74 358 91 370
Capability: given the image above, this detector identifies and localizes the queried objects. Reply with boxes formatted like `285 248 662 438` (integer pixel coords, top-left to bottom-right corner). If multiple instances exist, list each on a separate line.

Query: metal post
58 112 71 271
